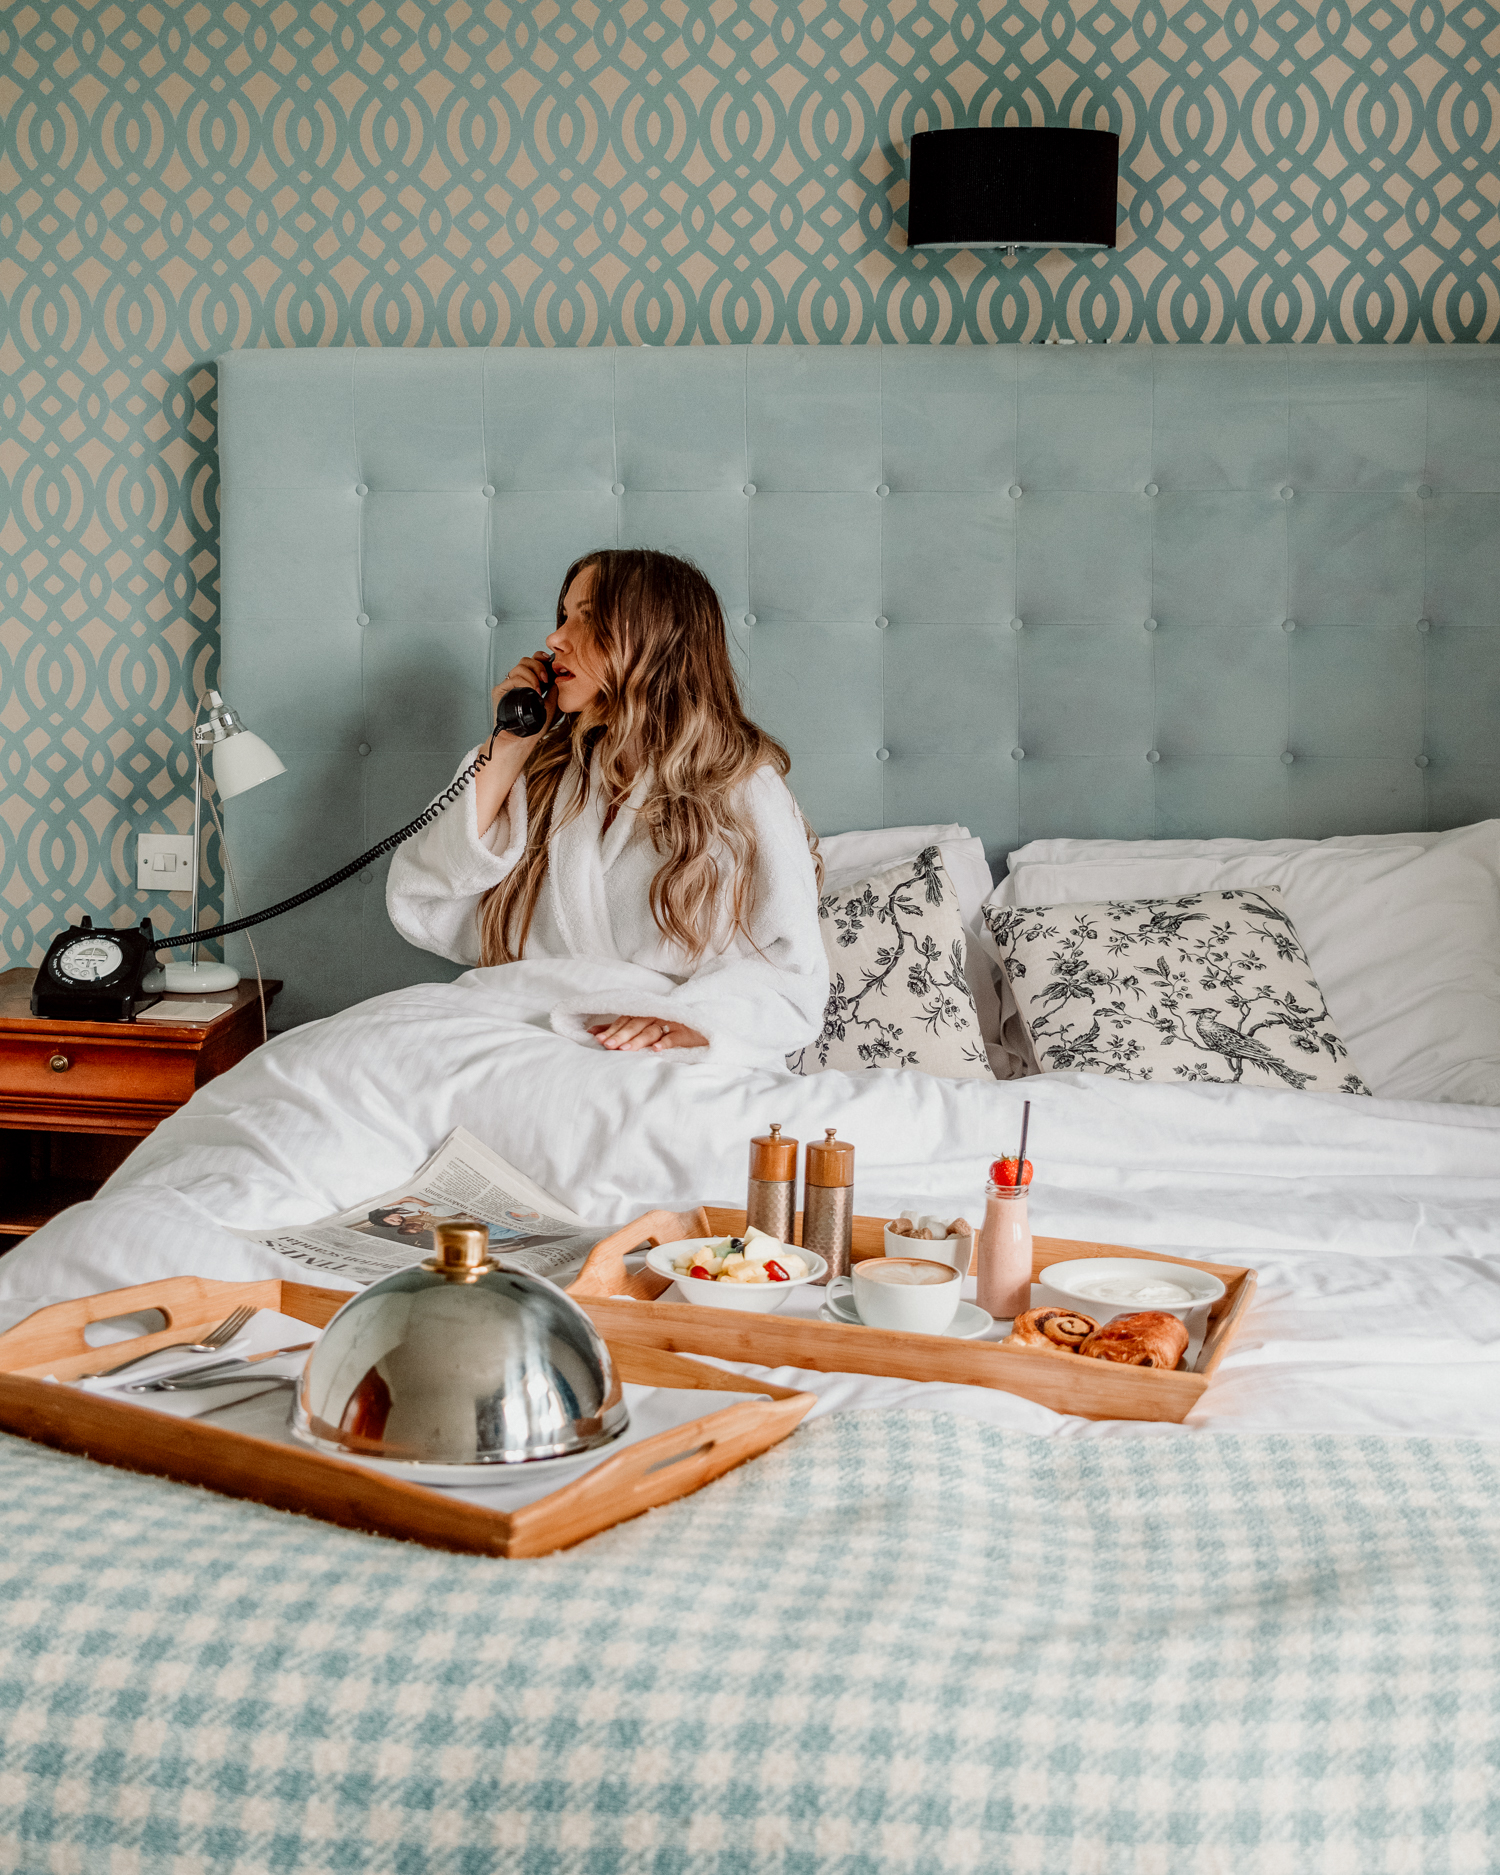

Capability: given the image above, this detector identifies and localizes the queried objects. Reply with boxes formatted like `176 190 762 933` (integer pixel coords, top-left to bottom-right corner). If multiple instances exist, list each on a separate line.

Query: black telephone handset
492 652 554 739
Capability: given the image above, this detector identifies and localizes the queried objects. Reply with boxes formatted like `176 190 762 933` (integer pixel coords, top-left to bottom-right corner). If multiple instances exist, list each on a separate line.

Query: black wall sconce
906 127 1120 256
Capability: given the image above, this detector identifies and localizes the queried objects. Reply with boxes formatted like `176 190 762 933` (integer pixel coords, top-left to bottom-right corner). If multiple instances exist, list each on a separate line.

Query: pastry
1078 1310 1188 1369
1006 1307 1098 1355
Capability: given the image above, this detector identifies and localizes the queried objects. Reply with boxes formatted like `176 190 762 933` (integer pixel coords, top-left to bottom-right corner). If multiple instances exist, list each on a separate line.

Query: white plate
1040 1256 1225 1318
820 1294 994 1340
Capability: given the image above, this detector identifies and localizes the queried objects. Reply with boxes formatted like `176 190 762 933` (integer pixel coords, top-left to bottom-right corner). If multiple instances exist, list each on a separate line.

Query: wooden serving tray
0 1276 814 1558
570 1208 1257 1425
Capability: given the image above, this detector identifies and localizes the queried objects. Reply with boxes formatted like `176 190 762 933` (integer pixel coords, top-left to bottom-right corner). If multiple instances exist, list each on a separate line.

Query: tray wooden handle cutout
0 1275 349 1382
0 1275 814 1558
571 1205 709 1301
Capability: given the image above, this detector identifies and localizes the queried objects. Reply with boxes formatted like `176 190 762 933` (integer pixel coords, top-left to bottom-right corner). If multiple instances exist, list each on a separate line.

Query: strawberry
989 1155 1034 1188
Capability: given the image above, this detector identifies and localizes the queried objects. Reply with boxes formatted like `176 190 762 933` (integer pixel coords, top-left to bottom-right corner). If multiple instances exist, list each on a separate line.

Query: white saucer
819 1296 994 1339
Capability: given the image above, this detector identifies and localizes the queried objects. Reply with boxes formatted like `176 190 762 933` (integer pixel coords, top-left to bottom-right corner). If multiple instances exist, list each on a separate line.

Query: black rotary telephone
30 662 557 1023
33 917 161 1022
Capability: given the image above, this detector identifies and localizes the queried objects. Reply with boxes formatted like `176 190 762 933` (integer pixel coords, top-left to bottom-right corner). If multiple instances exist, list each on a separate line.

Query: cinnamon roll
1006 1307 1099 1355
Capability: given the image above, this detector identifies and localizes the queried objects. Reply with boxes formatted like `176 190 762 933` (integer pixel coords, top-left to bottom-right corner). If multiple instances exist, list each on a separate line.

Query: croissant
1007 1307 1099 1355
1078 1310 1189 1370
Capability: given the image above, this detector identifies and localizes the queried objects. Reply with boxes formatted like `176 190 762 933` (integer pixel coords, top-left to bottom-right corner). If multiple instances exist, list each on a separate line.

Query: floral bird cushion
789 847 993 1079
980 888 1370 1095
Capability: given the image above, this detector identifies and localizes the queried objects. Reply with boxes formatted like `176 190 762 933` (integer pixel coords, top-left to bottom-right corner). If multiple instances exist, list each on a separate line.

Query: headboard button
1415 755 1430 768
1143 483 1159 498
356 612 369 626
358 743 371 757
1417 618 1432 633
1144 617 1158 632
611 482 625 497
875 747 891 762
742 483 756 497
1280 486 1295 500
1282 618 1296 633
354 483 368 497
1008 484 1023 500
1011 747 1025 762
743 613 756 628
1281 751 1295 765
876 484 889 498
481 483 495 498
485 614 498 629
875 615 889 630
1010 617 1023 632
1417 484 1433 500
1146 749 1161 764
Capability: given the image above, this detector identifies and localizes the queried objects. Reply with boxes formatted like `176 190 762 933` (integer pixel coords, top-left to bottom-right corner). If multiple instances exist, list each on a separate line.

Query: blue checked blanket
2 1413 1497 1875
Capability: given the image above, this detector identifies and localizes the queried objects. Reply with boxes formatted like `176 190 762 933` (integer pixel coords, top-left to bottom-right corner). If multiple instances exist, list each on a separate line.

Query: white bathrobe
386 749 829 1067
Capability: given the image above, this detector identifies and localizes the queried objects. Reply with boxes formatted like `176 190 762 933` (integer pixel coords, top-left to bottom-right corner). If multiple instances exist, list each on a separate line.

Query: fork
84 1305 257 1380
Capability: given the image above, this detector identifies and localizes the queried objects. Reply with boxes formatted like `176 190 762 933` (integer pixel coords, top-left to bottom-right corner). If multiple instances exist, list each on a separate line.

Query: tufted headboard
218 344 1500 1028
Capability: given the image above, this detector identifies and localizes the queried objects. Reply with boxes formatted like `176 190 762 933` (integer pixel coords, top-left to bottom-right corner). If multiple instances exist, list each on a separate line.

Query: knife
124 1342 315 1392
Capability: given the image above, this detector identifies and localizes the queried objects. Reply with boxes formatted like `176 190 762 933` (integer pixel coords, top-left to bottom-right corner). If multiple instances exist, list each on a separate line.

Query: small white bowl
882 1221 973 1274
1040 1256 1225 1321
644 1238 827 1313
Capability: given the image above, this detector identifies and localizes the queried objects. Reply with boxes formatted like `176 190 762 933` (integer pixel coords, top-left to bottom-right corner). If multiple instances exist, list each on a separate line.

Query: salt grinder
801 1128 855 1284
746 1123 798 1245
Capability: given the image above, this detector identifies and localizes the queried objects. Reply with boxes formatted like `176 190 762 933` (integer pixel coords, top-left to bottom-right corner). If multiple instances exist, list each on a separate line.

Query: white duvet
5 958 1499 1444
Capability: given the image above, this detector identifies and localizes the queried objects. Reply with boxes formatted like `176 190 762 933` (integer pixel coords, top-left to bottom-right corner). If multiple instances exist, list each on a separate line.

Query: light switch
137 833 195 891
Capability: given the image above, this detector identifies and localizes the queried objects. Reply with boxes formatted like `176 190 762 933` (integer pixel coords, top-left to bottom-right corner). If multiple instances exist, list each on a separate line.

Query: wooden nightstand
0 969 282 1242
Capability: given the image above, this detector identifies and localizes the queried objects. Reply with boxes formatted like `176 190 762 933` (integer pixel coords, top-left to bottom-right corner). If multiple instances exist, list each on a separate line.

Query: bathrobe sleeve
550 766 830 1067
384 746 528 965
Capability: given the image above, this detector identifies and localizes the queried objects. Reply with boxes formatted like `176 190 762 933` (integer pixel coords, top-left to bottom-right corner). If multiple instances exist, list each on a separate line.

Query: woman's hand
589 1016 709 1052
491 653 558 741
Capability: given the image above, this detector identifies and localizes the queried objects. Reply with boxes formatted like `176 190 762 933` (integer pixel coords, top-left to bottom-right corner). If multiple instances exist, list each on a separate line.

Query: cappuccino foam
861 1259 952 1287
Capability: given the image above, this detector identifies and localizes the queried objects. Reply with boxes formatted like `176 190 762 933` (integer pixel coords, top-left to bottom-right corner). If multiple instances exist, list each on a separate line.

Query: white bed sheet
3 958 1498 1445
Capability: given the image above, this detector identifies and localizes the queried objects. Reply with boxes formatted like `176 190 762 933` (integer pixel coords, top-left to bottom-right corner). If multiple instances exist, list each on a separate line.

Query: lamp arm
155 740 495 951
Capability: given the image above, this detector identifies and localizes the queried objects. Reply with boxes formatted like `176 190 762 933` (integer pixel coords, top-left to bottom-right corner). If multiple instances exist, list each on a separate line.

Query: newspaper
240 1127 607 1287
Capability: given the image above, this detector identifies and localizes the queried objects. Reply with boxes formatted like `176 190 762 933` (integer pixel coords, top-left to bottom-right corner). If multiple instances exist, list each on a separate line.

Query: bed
3 346 1500 1873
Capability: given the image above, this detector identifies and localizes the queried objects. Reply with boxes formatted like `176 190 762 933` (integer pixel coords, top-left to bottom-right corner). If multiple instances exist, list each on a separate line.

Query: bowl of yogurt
1038 1257 1225 1321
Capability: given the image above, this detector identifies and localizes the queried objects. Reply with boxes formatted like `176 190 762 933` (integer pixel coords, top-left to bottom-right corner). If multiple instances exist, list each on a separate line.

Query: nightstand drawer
0 1033 198 1131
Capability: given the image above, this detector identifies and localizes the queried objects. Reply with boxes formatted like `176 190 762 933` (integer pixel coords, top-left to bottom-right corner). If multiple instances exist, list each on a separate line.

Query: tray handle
503 1388 812 1558
0 1276 289 1382
570 1207 710 1301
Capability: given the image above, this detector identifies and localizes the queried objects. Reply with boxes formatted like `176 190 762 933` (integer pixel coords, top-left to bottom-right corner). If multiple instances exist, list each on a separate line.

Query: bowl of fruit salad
643 1228 827 1313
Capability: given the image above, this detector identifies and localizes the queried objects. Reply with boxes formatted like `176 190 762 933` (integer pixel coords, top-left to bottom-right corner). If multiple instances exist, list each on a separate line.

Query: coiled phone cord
154 741 495 951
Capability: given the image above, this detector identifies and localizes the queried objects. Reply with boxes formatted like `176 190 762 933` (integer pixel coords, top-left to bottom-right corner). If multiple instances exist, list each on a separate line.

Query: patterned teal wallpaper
2 0 1498 967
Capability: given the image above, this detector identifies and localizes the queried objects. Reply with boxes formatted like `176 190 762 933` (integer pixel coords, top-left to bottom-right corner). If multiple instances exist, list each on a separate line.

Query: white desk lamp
160 690 285 993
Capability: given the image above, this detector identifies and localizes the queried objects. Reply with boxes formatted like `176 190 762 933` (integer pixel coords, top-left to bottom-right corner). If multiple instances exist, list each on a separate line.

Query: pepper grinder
801 1128 855 1284
746 1123 798 1244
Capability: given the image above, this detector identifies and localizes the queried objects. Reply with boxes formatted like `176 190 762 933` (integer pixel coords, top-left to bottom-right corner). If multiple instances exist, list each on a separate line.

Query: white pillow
990 822 1500 1106
819 823 1012 1075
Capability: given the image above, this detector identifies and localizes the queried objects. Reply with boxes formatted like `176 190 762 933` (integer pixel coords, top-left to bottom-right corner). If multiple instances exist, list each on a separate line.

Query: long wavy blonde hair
477 548 819 967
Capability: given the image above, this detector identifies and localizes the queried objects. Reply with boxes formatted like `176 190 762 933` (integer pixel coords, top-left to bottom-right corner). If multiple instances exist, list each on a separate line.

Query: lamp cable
154 736 497 952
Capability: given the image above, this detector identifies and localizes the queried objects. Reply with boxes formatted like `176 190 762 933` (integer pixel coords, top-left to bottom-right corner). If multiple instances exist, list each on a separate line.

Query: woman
387 549 828 1066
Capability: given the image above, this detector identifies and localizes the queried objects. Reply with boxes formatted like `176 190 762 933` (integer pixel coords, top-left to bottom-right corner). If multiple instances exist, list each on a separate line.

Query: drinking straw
1015 1099 1031 1187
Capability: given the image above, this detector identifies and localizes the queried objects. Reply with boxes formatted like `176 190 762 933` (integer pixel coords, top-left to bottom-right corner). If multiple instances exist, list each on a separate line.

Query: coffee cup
827 1256 962 1334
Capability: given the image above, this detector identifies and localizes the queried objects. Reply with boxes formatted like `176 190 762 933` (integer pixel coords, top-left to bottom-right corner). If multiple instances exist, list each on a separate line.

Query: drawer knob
49 1054 71 1073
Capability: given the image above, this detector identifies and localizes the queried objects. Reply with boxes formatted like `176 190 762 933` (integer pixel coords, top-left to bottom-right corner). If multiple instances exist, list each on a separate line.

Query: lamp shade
906 127 1119 250
212 729 286 802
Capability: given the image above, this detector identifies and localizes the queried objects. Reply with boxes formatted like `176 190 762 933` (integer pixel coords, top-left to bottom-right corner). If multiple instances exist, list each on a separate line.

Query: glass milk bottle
975 1175 1033 1321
